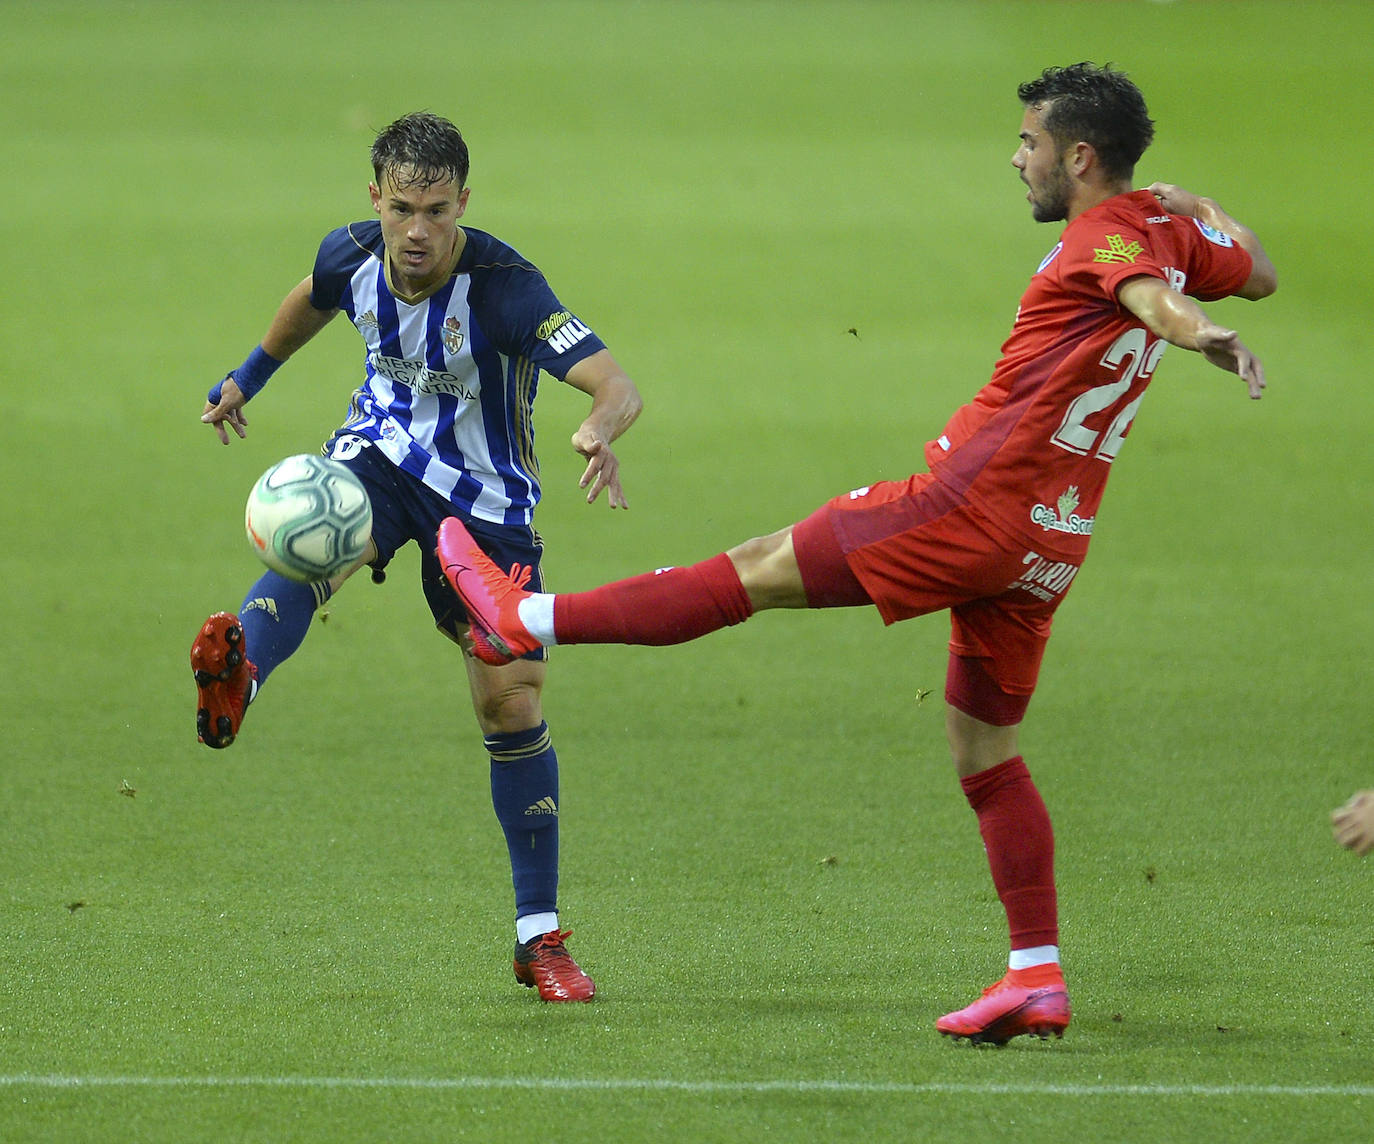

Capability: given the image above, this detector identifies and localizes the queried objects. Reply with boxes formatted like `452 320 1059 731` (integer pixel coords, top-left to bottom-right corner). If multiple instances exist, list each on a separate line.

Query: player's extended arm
202 277 339 444
562 348 644 508
1147 182 1278 300
1117 276 1266 400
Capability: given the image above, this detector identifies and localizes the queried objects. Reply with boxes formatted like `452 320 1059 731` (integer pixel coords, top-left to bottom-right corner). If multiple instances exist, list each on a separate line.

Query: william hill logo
536 310 591 354
525 797 558 817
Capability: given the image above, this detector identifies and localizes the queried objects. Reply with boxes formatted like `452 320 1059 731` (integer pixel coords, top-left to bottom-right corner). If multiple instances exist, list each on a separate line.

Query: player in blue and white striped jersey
310 215 611 527
191 112 642 1002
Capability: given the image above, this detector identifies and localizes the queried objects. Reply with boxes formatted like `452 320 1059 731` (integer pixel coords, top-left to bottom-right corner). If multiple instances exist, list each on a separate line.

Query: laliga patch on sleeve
1191 218 1235 247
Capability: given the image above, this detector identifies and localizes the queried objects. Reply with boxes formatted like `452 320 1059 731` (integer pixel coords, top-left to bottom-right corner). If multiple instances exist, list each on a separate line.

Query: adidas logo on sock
524 797 558 817
242 597 279 620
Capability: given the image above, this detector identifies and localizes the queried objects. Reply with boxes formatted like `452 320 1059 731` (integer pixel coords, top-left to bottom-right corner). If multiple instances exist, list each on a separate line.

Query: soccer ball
244 454 372 583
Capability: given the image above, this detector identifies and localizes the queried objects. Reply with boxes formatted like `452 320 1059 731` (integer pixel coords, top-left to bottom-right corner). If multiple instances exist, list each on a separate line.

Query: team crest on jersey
1030 485 1095 535
442 316 464 353
1093 235 1143 264
1036 242 1063 273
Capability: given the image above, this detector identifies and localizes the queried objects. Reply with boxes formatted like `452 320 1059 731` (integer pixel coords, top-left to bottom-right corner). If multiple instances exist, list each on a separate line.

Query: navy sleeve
309 222 382 311
467 243 607 379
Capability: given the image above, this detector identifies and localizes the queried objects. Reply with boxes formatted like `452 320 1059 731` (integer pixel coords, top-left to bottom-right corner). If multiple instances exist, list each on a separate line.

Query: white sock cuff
1008 945 1059 970
517 593 557 646
516 912 559 945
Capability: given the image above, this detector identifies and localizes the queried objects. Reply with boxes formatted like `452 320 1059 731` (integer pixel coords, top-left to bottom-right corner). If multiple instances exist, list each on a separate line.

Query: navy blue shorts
325 434 547 660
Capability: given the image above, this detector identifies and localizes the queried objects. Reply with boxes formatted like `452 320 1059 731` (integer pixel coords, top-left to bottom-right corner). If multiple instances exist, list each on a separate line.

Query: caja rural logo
1030 485 1095 536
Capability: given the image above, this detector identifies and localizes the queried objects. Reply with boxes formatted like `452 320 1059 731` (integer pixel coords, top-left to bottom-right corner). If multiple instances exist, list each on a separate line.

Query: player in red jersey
437 64 1276 1043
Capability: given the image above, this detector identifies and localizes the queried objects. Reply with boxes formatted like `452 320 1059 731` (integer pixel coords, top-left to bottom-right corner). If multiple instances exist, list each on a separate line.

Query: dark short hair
1017 63 1154 179
370 112 469 190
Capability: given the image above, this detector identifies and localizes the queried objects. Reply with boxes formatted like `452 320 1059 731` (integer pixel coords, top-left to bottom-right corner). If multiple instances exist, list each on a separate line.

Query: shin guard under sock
488 722 560 920
238 570 330 686
553 552 753 645
960 756 1059 950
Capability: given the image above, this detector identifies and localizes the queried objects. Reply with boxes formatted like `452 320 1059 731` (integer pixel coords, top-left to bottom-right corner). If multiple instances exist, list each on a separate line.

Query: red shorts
791 473 1084 715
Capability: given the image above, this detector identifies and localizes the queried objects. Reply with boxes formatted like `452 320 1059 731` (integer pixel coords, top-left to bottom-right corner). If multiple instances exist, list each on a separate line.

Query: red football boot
513 929 596 1002
436 517 541 665
191 611 256 749
936 964 1070 1045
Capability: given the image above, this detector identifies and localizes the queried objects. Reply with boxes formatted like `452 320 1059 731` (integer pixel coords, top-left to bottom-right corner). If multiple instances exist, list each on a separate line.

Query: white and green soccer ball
244 454 372 583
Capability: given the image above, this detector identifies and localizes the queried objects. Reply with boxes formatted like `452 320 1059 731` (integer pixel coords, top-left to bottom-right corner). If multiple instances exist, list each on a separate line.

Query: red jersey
925 189 1253 556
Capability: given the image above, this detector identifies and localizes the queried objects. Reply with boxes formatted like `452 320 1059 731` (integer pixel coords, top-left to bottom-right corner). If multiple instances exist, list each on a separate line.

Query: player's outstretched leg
438 517 756 663
935 964 1070 1046
192 572 331 747
436 517 540 665
512 929 596 1002
190 612 257 748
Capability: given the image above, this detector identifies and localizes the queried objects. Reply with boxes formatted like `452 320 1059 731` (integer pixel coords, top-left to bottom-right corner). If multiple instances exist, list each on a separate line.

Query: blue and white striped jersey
309 222 607 526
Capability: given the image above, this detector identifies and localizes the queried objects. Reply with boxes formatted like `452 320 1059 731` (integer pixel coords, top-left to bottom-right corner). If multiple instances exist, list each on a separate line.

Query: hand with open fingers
1332 790 1374 856
573 431 627 508
1197 327 1266 399
202 376 249 444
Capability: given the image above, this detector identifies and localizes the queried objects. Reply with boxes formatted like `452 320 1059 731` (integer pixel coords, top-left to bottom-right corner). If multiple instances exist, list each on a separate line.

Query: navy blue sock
487 722 560 920
238 570 330 686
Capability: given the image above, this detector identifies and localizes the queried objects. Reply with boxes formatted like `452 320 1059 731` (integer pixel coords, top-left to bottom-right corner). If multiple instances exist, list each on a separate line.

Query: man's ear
1067 141 1096 178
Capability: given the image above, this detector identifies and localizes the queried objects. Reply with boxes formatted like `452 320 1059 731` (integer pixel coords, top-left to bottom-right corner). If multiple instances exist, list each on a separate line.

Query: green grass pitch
3 2 1372 1140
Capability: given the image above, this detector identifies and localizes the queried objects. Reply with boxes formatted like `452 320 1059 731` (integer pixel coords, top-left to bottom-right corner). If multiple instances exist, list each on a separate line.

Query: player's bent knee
475 690 543 735
945 706 1022 777
728 528 808 610
468 661 545 734
327 538 379 593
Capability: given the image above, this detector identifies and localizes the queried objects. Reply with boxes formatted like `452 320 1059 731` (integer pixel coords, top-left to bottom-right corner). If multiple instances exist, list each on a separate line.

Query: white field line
1 1075 1371 1098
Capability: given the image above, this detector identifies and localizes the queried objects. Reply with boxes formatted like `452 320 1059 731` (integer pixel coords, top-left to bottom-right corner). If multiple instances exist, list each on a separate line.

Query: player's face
370 168 470 293
1012 106 1072 224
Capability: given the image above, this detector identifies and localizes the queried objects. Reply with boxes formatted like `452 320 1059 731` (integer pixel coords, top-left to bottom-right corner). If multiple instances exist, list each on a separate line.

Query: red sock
960 756 1059 950
553 553 754 645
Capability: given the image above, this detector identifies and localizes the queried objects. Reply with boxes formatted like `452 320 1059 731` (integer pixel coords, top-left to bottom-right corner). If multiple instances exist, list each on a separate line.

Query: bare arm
561 348 644 508
202 276 339 444
1147 182 1278 300
1118 275 1266 399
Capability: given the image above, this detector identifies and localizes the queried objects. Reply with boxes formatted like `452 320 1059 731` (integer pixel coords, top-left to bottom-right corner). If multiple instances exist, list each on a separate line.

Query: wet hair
370 111 469 190
1017 63 1155 180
